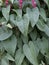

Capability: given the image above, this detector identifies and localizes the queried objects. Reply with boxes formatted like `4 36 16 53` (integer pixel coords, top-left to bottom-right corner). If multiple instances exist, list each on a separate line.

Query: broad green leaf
2 35 17 55
36 37 49 55
17 14 29 36
23 41 38 65
10 13 29 36
36 19 45 31
40 8 46 22
36 19 49 36
15 48 25 65
27 7 39 27
1 58 9 65
2 5 10 21
0 27 12 41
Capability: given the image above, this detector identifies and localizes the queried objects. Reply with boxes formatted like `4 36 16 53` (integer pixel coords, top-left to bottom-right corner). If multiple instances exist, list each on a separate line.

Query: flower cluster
19 0 36 9
5 0 36 8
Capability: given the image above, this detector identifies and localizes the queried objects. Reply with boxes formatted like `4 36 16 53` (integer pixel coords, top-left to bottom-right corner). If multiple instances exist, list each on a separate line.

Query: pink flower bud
5 0 8 6
32 0 37 8
19 0 23 9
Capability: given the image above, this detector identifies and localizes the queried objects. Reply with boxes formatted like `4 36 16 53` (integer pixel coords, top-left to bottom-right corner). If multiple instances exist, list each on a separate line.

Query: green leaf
17 37 23 48
10 13 29 36
36 37 49 55
0 27 12 41
36 19 45 31
15 48 25 65
27 7 39 27
10 14 16 24
44 0 49 7
0 17 7 24
40 8 46 22
5 53 15 61
10 0 14 3
2 5 10 21
35 0 40 8
36 19 49 36
21 35 28 44
2 35 17 55
30 29 37 41
12 9 22 18
23 41 38 65
17 14 29 36
1 58 9 65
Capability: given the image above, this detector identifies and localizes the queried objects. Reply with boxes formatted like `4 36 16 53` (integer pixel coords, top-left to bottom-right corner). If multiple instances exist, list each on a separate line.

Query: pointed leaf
2 5 10 21
0 27 12 41
40 8 46 22
23 41 38 65
15 48 25 65
2 35 17 55
27 7 39 27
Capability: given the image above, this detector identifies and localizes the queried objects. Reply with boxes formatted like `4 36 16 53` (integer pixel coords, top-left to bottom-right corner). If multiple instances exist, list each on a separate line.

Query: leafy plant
0 0 49 65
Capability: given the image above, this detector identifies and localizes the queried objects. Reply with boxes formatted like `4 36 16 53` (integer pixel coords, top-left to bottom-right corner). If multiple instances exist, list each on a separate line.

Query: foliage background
0 0 49 65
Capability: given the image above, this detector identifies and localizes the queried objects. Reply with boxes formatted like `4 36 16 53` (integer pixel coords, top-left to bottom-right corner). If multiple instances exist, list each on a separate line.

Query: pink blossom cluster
19 0 36 8
5 0 37 8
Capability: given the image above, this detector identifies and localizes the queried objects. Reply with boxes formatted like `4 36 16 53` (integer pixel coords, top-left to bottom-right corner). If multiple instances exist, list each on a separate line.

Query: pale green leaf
0 27 12 41
10 14 29 36
2 35 17 55
36 37 49 55
5 53 15 61
15 48 25 65
23 41 38 65
40 8 46 22
2 5 10 21
30 29 37 41
36 19 49 36
1 58 9 65
27 7 39 27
